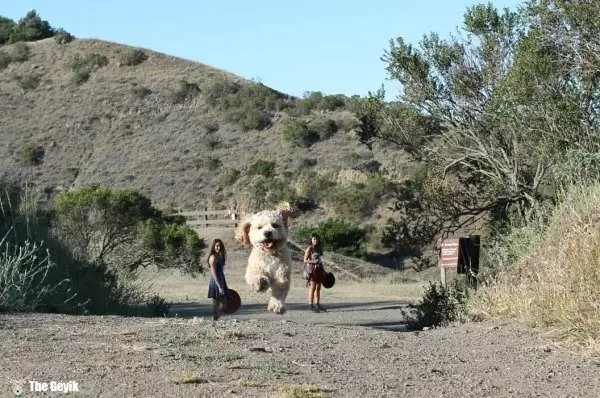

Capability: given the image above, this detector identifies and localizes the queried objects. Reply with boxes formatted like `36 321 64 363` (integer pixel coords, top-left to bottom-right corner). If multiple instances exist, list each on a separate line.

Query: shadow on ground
167 299 412 332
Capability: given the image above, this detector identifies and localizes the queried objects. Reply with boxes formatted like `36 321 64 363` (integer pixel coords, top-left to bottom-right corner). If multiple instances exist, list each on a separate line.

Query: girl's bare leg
308 281 316 305
315 283 322 304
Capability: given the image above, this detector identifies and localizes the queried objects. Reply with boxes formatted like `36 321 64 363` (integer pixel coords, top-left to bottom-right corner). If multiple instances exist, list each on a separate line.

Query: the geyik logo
9 379 25 397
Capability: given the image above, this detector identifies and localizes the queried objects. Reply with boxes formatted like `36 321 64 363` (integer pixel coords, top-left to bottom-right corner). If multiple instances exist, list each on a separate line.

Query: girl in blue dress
207 239 228 320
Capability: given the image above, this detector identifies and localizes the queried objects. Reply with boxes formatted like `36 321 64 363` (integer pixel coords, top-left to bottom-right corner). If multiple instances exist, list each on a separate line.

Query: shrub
53 28 74 45
53 186 206 275
0 239 69 313
0 187 148 315
119 48 148 66
219 168 240 186
330 175 389 219
13 73 40 90
132 86 152 99
204 79 240 107
17 143 43 165
247 160 277 178
308 118 338 140
472 183 600 351
293 218 367 258
293 170 337 203
195 155 221 171
405 281 468 330
10 42 30 62
0 16 16 45
68 53 109 84
0 51 10 70
238 109 270 131
246 176 297 209
298 157 317 168
171 79 201 103
283 121 320 147
318 94 346 111
8 10 55 43
200 120 219 134
146 294 171 317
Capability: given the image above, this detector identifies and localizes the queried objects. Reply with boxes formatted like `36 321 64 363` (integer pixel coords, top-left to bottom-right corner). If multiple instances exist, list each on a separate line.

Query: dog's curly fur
234 202 299 314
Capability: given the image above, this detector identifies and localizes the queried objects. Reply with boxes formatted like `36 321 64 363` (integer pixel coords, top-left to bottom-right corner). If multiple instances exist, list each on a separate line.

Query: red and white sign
439 238 460 268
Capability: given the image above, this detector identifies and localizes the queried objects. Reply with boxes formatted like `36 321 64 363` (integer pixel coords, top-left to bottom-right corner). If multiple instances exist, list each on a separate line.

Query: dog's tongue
262 241 274 249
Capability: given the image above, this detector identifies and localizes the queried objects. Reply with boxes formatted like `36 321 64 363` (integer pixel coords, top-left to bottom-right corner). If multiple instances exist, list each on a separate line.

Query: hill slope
0 38 412 217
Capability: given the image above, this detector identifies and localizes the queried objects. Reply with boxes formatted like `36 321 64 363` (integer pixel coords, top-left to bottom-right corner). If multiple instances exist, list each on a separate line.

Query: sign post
438 238 460 287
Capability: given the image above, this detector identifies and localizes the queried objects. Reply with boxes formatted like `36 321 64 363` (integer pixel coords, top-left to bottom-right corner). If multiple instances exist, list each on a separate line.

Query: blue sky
4 1 523 100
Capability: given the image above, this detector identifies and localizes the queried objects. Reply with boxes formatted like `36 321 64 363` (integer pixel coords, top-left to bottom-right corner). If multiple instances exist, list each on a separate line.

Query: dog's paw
250 276 269 293
267 298 286 315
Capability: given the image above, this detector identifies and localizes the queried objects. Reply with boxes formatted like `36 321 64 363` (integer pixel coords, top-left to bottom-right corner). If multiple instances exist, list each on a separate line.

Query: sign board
439 238 460 268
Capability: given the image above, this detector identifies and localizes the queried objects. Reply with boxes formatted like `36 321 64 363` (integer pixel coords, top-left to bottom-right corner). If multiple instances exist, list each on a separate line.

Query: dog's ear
275 202 300 228
234 215 252 246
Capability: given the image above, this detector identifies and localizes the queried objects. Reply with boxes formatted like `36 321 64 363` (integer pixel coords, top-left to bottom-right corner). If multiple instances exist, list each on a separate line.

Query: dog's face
248 210 287 251
235 202 298 252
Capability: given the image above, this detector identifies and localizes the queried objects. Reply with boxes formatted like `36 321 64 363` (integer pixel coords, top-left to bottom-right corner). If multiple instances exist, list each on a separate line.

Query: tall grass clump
0 236 70 312
0 185 150 314
472 183 600 353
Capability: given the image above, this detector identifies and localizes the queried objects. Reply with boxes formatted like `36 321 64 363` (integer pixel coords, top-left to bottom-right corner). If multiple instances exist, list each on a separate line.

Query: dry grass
0 37 412 223
274 384 332 398
472 183 600 354
172 374 208 385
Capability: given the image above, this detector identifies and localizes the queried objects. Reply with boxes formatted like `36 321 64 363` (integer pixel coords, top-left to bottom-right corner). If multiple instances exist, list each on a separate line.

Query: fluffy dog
234 202 298 314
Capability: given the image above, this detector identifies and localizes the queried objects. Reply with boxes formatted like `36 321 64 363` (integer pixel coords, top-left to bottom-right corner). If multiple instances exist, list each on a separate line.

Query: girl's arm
304 247 317 264
208 255 224 292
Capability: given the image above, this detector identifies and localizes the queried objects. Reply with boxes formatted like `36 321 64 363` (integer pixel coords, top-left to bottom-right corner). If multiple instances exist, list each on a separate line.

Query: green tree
52 186 206 275
359 1 600 259
0 16 16 45
9 10 55 43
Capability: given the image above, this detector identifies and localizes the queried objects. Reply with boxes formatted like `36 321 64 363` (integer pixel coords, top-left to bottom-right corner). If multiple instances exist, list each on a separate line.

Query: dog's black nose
263 230 272 238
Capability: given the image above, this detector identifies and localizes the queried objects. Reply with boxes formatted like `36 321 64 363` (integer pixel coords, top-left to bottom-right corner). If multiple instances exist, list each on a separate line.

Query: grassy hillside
0 38 414 229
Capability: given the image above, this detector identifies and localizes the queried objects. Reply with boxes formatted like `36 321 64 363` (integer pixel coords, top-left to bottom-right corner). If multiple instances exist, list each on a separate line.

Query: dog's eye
271 223 279 228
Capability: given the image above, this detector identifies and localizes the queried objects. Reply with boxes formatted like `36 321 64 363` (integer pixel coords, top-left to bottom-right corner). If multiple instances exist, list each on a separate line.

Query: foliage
406 281 469 330
237 109 271 131
291 91 349 115
307 118 338 140
329 174 389 219
282 121 320 148
52 186 206 276
293 218 367 258
358 1 600 266
219 168 240 186
13 73 40 91
10 42 31 62
8 10 54 44
132 86 152 99
207 80 291 130
118 48 148 66
0 238 68 313
247 160 277 178
170 79 201 103
246 176 297 210
195 155 221 171
68 53 109 84
0 185 150 315
17 143 43 165
0 11 72 46
0 16 16 45
0 51 9 70
472 182 600 352
53 28 74 45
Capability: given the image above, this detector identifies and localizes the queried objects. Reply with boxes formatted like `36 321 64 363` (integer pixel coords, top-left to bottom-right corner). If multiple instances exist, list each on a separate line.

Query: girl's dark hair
207 238 226 265
310 233 323 255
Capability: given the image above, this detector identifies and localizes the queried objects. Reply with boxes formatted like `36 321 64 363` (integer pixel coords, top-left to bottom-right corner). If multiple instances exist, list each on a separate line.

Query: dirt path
1 239 599 397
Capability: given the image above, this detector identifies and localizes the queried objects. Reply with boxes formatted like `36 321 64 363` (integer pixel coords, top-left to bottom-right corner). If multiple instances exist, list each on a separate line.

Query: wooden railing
172 208 240 228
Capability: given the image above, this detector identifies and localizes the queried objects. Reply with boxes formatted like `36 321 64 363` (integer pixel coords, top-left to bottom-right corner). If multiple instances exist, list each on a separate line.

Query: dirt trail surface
2 232 600 397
